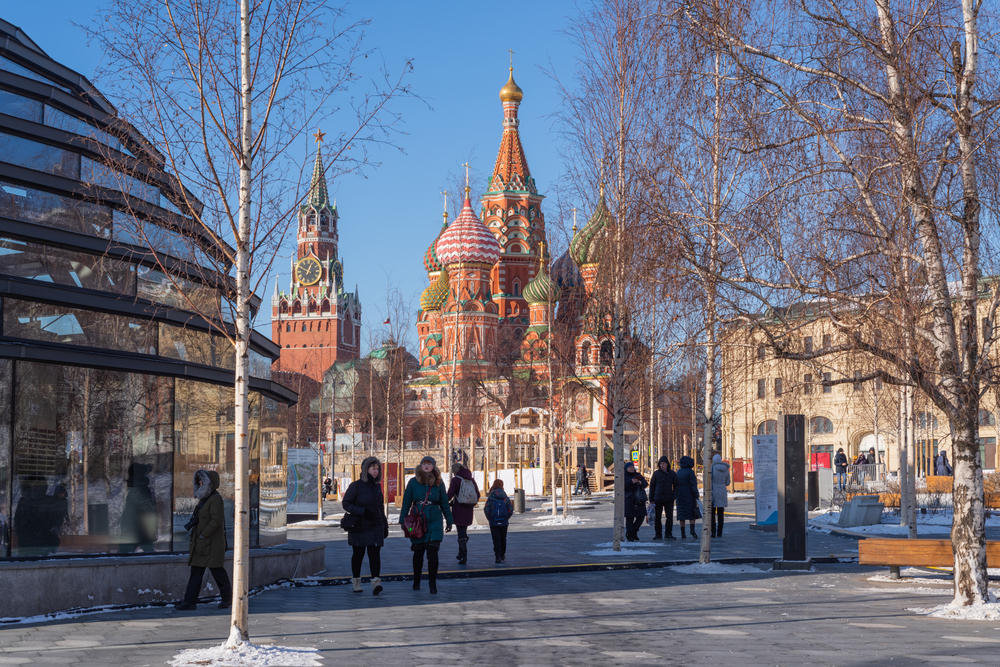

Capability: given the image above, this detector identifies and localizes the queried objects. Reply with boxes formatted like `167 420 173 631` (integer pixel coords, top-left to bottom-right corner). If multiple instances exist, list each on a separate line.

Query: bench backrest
858 538 1000 567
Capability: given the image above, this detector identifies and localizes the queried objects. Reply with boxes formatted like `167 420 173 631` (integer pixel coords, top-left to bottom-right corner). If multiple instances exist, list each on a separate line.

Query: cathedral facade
407 68 615 460
271 137 362 383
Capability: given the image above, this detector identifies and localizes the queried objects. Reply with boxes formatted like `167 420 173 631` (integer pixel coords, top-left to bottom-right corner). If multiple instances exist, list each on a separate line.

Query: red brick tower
271 132 362 381
482 67 547 340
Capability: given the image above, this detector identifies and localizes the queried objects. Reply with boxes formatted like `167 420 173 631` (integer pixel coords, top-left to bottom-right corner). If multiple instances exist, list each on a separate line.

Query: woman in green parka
399 456 453 594
175 469 232 611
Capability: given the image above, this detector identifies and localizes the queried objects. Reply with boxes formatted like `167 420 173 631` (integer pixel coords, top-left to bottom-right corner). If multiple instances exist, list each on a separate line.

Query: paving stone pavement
1 496 996 666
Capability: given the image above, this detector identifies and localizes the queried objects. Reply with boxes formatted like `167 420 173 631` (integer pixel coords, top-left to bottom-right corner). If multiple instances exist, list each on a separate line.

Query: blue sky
2 2 583 352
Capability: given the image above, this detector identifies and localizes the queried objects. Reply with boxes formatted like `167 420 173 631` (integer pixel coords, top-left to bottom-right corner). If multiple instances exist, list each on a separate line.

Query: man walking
834 448 848 490
574 464 591 496
648 456 678 540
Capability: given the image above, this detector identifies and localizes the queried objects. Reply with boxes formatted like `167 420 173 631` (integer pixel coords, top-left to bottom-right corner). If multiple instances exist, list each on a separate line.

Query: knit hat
713 454 722 463
420 455 437 467
490 478 504 491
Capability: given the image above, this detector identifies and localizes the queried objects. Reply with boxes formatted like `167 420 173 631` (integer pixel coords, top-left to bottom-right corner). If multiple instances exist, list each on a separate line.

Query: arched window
441 388 448 400
810 416 834 434
581 341 591 365
757 420 777 435
979 409 995 427
512 279 521 296
420 390 428 400
600 340 613 366
510 243 523 254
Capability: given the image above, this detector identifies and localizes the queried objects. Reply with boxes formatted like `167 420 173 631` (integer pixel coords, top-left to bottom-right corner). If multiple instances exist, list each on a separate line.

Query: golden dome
499 67 523 103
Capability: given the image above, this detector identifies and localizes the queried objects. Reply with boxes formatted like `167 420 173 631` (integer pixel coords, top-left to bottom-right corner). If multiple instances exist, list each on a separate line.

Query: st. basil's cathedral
406 67 614 464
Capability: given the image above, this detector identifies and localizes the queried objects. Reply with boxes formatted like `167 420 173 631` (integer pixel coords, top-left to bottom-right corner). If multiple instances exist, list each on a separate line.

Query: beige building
720 308 1000 476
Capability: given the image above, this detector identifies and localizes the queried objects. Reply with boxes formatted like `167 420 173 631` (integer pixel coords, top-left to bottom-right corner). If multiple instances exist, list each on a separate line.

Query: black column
780 414 807 562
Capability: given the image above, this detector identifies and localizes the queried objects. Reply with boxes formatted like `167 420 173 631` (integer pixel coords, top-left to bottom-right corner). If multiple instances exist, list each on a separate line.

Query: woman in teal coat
399 456 453 594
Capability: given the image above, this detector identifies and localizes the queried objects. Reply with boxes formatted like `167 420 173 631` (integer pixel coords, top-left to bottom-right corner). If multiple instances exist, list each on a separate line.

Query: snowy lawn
533 516 588 527
668 562 770 575
809 509 1000 535
909 600 1000 621
584 548 657 556
170 643 321 666
287 518 341 528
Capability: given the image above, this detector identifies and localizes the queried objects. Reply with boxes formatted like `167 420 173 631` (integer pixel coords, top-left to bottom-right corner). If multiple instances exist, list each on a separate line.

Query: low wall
0 543 324 620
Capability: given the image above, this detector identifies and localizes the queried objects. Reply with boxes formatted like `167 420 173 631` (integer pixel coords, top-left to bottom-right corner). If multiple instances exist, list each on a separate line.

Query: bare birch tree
85 0 412 644
685 0 1000 605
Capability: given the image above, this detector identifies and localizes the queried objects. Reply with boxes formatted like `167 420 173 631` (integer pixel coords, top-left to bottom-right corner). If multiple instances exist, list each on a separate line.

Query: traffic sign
631 451 639 461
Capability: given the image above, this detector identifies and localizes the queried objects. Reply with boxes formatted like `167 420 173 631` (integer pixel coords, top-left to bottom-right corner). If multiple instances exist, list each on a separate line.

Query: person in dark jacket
399 456 453 594
935 451 953 476
175 470 232 610
484 479 514 563
622 461 648 542
574 464 591 496
675 456 701 539
119 463 157 554
342 456 389 595
648 456 678 540
447 463 480 565
833 448 849 490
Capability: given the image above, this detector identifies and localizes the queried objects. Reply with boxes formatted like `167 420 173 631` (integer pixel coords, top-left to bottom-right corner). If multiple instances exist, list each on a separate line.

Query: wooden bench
858 537 1000 578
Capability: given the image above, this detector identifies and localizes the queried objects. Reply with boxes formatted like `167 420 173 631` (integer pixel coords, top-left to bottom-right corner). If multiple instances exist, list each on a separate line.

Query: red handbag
402 489 431 539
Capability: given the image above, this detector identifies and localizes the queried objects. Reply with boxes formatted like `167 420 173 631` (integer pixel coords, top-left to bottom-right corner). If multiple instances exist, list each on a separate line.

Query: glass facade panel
3 298 157 354
0 131 80 179
138 265 228 322
81 157 158 205
250 350 273 380
173 380 259 549
0 89 43 123
159 324 233 370
257 396 287 546
0 179 112 238
0 236 135 294
11 363 174 556
115 210 216 270
0 57 71 93
43 105 121 152
0 360 10 557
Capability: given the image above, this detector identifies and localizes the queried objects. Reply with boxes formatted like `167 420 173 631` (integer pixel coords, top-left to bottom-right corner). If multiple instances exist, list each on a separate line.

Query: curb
294 555 853 587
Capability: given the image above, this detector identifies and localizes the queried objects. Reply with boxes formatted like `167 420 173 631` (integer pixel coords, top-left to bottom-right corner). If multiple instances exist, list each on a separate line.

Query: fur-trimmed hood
415 465 441 487
360 456 382 483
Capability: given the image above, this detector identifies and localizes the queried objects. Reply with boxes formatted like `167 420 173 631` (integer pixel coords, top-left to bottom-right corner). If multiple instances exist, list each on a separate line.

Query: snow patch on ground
909 600 1000 621
584 549 656 556
533 516 588 526
594 541 666 548
868 574 951 585
811 509 1000 536
288 517 342 528
170 643 322 666
856 587 950 595
668 562 769 575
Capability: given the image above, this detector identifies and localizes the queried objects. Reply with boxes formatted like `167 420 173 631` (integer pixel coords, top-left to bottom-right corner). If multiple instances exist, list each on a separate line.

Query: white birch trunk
226 0 253 646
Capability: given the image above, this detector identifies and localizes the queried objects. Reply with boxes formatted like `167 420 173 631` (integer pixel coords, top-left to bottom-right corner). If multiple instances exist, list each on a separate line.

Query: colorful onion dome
419 267 449 312
499 67 523 104
436 191 501 266
551 248 582 291
524 249 560 305
570 188 612 267
423 214 448 273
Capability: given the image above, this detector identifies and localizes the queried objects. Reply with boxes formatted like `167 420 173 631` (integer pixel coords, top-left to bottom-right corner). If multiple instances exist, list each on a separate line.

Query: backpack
486 493 511 522
456 477 479 507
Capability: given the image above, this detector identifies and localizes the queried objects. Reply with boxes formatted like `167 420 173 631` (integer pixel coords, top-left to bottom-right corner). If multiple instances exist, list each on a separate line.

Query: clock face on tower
295 257 322 286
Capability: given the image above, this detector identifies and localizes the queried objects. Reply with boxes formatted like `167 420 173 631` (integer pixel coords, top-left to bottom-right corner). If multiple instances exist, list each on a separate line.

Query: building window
822 372 832 393
984 318 993 342
757 379 765 399
853 370 862 391
774 378 783 397
286 324 290 332
979 409 995 427
757 420 777 435
581 341 591 365
917 411 939 429
804 336 813 354
822 334 831 348
757 346 765 361
810 416 834 434
803 373 813 394
600 341 613 366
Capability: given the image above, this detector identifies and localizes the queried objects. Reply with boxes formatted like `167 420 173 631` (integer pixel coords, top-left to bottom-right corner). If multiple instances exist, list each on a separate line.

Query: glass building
0 20 295 559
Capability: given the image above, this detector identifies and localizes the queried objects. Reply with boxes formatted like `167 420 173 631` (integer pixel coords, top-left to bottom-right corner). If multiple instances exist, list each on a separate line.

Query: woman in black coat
622 461 648 542
342 456 389 595
675 456 701 539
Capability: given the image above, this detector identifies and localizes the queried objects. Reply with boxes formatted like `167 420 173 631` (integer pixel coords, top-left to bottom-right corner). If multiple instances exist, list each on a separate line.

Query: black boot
680 526 686 538
718 513 724 537
412 548 423 590
690 526 698 539
457 538 468 565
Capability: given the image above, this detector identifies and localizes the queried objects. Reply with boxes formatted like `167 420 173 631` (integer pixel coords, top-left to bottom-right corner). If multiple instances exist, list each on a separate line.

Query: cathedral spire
308 129 329 207
488 65 535 195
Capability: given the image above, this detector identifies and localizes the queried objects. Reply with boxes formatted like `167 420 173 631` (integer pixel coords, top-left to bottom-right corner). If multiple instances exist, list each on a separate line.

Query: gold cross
441 190 448 215
509 48 515 68
571 206 578 234
313 129 326 144
462 162 471 191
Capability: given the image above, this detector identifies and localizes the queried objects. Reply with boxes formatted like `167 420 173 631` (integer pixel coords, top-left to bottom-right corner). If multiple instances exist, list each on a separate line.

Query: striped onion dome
570 190 611 267
436 192 501 266
423 214 448 273
523 250 560 305
419 267 449 312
